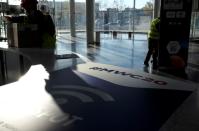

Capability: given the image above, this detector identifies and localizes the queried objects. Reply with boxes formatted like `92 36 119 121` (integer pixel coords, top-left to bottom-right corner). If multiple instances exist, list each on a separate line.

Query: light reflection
0 65 51 119
19 64 49 89
0 65 78 131
0 91 78 130
0 64 81 130
0 42 9 49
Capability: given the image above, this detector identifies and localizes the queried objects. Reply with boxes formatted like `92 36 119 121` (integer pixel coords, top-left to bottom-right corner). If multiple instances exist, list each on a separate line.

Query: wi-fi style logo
50 85 115 104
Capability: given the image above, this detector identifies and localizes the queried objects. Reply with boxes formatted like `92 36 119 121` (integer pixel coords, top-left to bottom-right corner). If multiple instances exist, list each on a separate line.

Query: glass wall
51 0 153 37
190 0 199 40
5 0 154 38
74 0 86 37
190 11 199 39
50 0 86 37
95 0 153 33
6 0 199 41
49 0 70 34
75 1 86 31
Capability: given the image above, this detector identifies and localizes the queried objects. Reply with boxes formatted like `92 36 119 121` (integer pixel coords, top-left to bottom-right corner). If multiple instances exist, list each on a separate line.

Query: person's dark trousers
144 48 153 66
152 46 158 69
144 38 158 67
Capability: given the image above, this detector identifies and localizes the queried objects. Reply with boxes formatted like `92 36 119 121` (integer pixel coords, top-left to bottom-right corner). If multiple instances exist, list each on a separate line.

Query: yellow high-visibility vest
148 18 160 39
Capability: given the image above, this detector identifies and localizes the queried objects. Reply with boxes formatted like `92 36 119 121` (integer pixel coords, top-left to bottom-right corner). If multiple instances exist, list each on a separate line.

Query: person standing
144 17 160 69
4 0 55 48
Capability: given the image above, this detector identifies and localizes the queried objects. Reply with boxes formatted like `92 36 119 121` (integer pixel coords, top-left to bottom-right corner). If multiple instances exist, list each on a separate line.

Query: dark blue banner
0 65 193 131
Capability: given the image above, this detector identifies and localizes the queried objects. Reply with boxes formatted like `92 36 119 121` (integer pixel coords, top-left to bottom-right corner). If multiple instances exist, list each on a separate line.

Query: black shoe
144 61 149 67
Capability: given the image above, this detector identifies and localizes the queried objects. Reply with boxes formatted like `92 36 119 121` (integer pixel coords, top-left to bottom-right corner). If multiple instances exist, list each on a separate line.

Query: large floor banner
159 0 193 71
0 63 196 131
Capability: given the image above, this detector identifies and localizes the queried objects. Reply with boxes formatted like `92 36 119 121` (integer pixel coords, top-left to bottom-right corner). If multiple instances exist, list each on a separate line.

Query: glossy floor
55 33 199 131
56 33 199 83
0 33 199 131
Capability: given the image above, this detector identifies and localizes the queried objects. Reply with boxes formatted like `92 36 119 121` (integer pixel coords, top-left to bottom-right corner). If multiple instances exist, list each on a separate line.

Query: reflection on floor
0 33 198 131
55 33 199 131
56 33 199 83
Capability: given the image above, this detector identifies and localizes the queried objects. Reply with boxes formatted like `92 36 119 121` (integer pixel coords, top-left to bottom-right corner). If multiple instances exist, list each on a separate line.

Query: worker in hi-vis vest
144 17 160 69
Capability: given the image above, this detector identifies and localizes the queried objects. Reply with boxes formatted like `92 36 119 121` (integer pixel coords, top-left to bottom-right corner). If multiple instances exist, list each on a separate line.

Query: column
70 0 76 37
86 0 95 45
153 0 161 18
